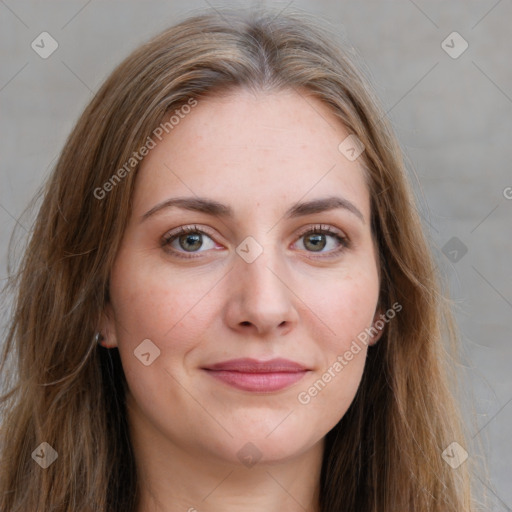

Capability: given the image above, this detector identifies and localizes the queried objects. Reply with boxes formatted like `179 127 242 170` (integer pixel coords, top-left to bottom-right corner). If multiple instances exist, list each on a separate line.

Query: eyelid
294 223 347 240
161 224 217 244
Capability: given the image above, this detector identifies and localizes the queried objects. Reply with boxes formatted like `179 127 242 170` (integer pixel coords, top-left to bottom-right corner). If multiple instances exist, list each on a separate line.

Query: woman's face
104 88 381 466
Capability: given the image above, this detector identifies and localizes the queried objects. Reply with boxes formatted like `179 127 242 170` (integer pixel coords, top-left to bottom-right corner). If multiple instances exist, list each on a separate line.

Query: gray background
1 0 511 509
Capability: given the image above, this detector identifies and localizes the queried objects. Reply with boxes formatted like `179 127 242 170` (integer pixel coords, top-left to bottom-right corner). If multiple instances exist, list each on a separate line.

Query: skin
101 88 383 512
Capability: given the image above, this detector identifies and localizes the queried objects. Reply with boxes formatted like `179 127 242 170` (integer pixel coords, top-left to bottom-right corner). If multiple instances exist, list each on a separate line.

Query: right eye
161 225 220 258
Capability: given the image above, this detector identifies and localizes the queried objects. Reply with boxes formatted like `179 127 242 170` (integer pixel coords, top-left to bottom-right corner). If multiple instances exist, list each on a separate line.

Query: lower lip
203 370 308 392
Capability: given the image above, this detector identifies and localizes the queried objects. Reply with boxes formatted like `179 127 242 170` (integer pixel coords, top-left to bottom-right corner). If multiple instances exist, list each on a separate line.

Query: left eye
293 228 347 253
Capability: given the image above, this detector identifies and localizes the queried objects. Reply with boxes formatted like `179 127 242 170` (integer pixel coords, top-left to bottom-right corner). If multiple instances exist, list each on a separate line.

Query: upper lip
203 358 309 373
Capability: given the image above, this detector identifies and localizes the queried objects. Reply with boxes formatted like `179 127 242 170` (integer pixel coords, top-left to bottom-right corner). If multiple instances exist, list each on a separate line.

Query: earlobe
369 327 384 346
369 308 386 346
96 303 118 349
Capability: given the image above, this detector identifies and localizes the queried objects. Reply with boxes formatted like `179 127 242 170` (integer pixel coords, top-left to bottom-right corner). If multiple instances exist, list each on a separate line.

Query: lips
202 358 310 392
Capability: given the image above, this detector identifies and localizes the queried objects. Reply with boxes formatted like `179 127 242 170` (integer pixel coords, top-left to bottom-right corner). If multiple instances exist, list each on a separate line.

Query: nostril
240 321 251 326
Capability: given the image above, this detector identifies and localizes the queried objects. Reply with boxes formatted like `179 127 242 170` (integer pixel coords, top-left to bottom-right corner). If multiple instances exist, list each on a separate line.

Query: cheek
108 257 217 414
293 266 378 413
109 251 221 348
296 351 366 431
305 265 380 349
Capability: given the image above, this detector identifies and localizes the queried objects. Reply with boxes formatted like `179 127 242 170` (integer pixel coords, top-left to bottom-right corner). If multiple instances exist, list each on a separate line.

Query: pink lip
202 358 310 392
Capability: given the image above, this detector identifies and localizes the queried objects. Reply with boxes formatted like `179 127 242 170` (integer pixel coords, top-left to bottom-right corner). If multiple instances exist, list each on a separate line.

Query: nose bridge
225 236 298 334
241 247 284 298
240 240 286 302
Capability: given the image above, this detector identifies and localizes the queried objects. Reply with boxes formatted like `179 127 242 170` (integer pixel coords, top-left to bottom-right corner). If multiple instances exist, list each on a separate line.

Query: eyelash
161 224 350 260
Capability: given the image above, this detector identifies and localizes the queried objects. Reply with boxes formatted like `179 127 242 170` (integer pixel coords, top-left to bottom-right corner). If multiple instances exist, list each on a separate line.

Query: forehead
133 88 370 220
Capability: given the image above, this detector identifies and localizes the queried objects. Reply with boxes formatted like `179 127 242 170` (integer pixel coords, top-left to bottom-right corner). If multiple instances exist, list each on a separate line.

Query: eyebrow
141 195 365 224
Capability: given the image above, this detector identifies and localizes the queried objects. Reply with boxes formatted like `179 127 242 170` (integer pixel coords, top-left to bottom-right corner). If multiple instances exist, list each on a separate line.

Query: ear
97 302 118 349
368 308 386 346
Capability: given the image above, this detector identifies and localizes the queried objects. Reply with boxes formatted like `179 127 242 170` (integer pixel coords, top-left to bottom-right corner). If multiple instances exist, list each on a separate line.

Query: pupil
306 233 325 251
180 233 202 251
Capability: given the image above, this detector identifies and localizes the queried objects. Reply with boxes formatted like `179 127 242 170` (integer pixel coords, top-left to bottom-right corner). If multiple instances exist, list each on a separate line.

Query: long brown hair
1 7 481 511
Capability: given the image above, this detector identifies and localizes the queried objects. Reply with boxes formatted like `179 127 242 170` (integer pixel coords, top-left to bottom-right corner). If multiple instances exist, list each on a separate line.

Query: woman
0 7 478 511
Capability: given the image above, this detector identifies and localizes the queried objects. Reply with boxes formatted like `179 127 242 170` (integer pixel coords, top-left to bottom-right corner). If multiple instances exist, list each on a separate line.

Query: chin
213 424 320 467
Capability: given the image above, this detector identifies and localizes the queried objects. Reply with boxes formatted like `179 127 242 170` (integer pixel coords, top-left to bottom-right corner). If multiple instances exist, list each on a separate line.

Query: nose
223 248 299 337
